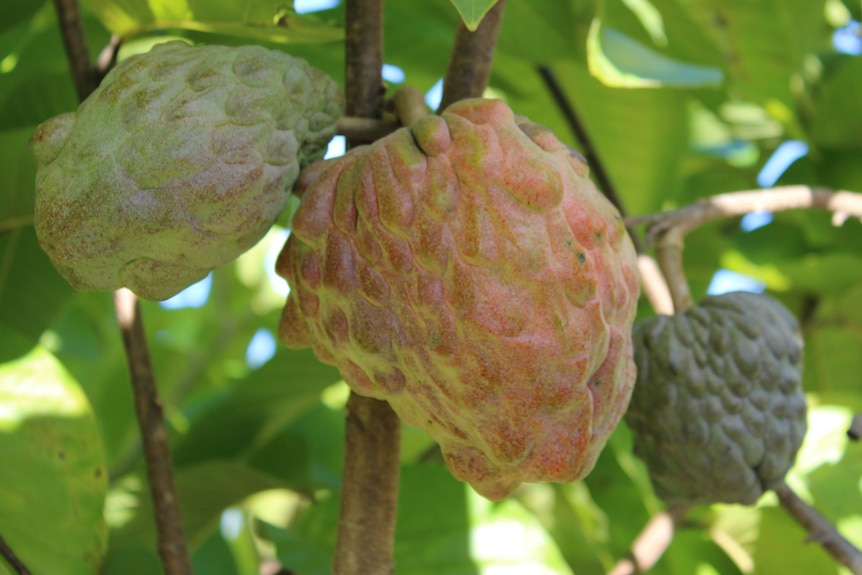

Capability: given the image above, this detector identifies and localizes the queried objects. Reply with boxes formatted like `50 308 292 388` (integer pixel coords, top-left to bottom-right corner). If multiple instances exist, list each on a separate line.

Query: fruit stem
333 2 402 574
774 480 862 575
391 85 430 128
438 0 506 110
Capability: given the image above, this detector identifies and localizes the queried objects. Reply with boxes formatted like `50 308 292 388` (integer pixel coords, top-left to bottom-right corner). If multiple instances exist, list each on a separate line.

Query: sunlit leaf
587 22 723 87
0 330 107 575
448 0 499 31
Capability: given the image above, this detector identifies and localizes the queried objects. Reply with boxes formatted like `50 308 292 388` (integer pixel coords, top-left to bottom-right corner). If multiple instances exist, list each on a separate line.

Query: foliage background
1 0 861 573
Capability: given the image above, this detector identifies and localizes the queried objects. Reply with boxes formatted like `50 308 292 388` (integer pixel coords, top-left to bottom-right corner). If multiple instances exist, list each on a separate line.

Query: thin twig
333 2 402 574
0 533 32 575
115 289 192 575
848 414 862 441
627 186 862 313
627 186 862 244
607 504 690 575
438 0 506 110
774 480 862 574
52 0 98 100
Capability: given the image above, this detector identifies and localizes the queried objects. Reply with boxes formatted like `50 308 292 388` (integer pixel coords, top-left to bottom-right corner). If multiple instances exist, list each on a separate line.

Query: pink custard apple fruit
276 98 641 500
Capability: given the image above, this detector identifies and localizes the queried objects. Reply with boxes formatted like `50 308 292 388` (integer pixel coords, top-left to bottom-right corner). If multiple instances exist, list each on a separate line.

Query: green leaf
81 0 343 43
449 0 499 31
587 23 723 87
501 59 687 216
679 0 828 108
112 461 287 550
0 329 107 575
265 463 573 575
172 348 341 467
0 227 75 342
0 128 36 231
0 0 47 33
812 58 862 149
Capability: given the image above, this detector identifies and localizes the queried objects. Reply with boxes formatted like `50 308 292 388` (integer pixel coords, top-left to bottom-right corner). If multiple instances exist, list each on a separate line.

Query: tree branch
848 414 862 441
52 1 191 572
774 480 862 575
114 289 192 575
626 186 862 313
438 0 506 110
333 2 402 574
607 504 690 575
0 533 31 575
52 0 98 100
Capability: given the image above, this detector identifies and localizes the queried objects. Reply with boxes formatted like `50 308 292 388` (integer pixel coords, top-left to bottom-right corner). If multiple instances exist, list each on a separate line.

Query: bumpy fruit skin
625 292 807 505
31 41 342 301
276 98 640 500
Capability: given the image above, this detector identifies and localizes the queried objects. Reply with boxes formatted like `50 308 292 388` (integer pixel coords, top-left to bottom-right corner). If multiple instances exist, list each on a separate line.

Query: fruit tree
1 1 862 574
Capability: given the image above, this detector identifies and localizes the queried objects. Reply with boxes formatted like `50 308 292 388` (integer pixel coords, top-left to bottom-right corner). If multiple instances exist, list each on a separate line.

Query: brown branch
438 0 506 110
0 533 32 575
333 394 402 575
52 0 98 100
333 2 402 574
774 480 862 574
344 0 384 129
627 186 862 244
114 290 192 575
848 414 862 441
626 186 862 313
608 504 690 575
53 2 191 572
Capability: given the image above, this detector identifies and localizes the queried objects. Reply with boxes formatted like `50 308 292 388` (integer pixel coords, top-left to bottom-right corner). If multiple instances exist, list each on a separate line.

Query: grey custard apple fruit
31 41 342 301
277 98 641 500
625 291 807 505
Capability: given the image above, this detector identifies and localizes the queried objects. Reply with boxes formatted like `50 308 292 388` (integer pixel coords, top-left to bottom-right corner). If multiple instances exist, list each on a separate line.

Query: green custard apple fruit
625 291 807 505
276 98 641 500
31 41 342 300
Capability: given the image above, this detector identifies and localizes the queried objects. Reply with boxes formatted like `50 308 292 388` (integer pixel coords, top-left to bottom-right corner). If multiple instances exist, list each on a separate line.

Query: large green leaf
0 227 75 342
172 347 341 467
0 327 107 575
811 57 862 149
680 0 828 108
81 0 343 42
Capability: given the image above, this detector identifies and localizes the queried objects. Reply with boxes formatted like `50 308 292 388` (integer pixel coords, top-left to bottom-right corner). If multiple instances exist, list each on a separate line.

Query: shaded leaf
172 347 341 466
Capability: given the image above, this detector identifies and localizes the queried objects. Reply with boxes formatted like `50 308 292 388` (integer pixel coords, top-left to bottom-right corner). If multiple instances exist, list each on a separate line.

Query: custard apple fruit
625 291 807 505
276 98 641 500
31 41 342 301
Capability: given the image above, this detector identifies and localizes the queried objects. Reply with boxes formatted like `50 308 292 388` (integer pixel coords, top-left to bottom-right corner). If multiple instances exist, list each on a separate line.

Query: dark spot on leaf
577 253 586 265
94 468 103 479
58 451 66 460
